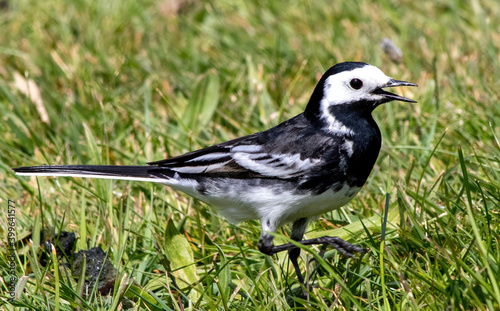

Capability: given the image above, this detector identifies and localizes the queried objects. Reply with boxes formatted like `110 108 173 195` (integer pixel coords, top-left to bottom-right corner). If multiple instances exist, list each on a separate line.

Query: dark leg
288 218 309 285
258 218 365 284
258 219 365 258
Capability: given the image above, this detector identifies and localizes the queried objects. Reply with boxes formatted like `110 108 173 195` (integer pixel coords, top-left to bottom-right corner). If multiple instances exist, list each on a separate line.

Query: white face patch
323 65 392 105
319 65 392 135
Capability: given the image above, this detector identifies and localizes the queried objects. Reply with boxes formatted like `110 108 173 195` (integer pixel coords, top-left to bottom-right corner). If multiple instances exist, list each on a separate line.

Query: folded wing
149 142 320 179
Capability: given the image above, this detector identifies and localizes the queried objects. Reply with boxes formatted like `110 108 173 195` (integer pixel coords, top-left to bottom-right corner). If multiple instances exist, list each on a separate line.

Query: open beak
374 79 418 103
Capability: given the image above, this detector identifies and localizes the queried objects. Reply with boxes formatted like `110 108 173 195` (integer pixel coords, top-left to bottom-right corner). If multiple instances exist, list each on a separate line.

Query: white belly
198 183 361 228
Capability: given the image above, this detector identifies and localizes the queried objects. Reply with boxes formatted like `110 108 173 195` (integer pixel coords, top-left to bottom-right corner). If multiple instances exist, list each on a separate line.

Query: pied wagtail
14 62 417 284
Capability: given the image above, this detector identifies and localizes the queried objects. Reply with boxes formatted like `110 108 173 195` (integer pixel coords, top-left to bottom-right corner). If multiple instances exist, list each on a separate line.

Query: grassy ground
1 0 500 309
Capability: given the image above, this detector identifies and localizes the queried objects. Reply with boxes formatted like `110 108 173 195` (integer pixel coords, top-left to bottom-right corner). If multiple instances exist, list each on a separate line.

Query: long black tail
13 165 165 183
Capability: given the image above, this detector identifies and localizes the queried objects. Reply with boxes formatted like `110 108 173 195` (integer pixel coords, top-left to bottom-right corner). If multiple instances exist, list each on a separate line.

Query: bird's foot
259 235 365 292
268 236 366 257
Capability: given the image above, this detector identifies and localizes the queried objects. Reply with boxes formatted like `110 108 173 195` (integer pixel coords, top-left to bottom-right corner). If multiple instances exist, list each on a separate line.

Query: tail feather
13 165 165 183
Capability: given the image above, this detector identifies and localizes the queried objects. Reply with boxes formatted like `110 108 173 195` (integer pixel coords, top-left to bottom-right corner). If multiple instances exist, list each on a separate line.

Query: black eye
350 78 363 90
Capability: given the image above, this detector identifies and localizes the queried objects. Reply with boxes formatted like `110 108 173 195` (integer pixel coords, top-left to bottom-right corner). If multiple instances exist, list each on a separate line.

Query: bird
14 61 417 285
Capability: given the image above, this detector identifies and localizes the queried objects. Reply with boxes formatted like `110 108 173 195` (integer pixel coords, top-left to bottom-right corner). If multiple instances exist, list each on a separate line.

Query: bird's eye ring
350 78 363 90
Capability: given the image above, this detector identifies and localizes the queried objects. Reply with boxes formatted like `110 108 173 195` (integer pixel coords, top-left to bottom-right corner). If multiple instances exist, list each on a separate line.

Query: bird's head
305 62 417 120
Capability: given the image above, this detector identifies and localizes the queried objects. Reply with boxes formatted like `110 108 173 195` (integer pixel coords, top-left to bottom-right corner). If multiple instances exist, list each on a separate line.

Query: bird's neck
308 99 377 137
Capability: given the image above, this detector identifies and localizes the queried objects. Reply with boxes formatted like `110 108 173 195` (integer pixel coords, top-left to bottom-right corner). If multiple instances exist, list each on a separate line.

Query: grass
1 0 500 309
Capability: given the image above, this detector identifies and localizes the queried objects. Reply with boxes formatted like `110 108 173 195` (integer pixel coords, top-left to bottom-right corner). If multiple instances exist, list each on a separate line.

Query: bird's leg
258 231 307 286
258 219 365 285
288 218 309 285
258 219 365 258
257 219 308 288
257 218 278 255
